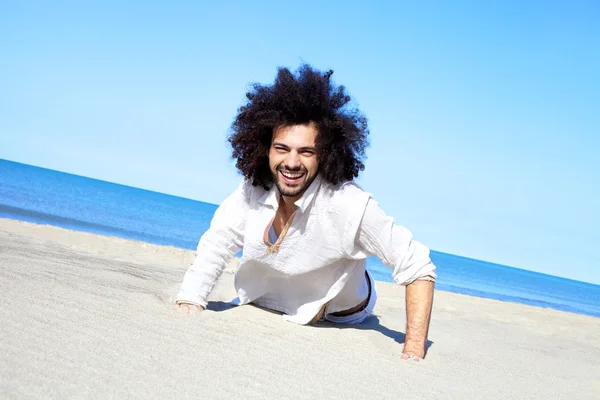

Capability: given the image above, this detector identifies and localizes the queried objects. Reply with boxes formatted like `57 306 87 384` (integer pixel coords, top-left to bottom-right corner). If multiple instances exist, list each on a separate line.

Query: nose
283 151 301 170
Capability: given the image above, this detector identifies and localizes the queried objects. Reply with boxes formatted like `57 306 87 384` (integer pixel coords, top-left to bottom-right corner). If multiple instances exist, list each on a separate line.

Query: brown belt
309 271 371 324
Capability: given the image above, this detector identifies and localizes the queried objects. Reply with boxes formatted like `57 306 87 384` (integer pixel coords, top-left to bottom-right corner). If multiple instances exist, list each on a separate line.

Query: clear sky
1 1 599 283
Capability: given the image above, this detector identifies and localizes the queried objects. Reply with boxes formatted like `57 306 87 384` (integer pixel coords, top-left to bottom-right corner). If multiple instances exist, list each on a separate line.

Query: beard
272 165 316 198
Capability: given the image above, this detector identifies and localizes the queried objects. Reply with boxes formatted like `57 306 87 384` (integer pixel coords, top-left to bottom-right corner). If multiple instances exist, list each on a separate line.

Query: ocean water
2 158 600 318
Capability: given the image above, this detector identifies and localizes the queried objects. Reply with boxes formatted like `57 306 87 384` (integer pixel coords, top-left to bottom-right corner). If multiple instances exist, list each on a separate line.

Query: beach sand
1 218 599 399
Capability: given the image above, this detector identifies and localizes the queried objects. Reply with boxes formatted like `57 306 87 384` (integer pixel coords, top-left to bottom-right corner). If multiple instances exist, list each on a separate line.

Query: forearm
176 243 236 307
176 261 226 307
176 181 247 306
404 279 434 355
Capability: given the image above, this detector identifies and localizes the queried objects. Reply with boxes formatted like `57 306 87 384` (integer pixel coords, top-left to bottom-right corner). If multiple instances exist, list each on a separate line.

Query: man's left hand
401 350 424 362
401 342 425 361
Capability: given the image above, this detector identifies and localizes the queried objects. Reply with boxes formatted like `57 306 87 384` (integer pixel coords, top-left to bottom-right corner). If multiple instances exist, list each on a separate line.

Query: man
175 64 436 361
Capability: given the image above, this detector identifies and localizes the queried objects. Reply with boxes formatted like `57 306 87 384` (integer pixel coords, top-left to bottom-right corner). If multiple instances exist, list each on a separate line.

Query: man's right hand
173 302 206 314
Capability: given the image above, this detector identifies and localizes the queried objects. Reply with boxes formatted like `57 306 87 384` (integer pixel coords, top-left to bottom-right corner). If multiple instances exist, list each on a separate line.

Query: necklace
263 209 298 254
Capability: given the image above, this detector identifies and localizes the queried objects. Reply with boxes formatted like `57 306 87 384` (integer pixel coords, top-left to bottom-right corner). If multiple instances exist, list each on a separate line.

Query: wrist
404 337 426 350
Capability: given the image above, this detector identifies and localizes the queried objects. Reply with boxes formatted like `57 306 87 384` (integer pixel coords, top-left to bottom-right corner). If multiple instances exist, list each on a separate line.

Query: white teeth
281 171 303 179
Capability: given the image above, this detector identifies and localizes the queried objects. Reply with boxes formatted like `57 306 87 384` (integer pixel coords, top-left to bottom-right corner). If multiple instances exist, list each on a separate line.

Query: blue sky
1 1 599 283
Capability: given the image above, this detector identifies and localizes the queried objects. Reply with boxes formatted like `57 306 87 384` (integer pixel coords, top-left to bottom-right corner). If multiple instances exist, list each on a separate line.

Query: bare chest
272 208 296 236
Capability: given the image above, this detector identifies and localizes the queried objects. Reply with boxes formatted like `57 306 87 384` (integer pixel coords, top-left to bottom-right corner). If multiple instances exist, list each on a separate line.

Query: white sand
1 218 599 399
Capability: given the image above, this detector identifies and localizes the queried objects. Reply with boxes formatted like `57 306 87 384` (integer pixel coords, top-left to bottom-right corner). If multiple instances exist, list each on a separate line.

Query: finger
401 352 421 362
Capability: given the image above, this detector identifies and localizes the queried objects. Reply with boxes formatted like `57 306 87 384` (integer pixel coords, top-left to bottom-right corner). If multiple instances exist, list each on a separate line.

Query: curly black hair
227 64 370 190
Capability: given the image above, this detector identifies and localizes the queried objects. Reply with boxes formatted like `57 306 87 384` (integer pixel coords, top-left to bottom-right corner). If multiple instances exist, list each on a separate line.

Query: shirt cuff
415 272 437 282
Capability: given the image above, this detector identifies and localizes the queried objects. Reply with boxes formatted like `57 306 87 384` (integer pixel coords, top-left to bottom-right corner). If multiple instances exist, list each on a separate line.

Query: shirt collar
258 185 280 209
258 174 323 213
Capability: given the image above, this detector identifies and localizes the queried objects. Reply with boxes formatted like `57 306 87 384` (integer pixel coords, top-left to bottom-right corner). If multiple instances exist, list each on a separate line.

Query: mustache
277 165 307 173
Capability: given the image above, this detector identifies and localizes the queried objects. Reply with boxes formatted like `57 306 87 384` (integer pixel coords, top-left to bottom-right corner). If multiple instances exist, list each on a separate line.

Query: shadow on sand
206 300 239 312
315 315 434 353
206 300 433 354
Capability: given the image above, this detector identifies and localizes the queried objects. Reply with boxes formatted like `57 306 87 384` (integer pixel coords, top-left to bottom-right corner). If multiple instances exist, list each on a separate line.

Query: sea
2 158 599 318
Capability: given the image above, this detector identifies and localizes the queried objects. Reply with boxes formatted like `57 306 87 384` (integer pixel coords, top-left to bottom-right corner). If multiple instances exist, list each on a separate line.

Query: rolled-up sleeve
176 181 248 307
356 199 437 285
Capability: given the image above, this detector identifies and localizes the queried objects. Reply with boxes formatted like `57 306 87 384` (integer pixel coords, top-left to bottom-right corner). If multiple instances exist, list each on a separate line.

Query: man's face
269 123 319 201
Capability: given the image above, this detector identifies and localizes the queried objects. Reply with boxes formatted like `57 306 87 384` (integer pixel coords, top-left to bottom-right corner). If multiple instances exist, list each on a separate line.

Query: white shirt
176 175 437 324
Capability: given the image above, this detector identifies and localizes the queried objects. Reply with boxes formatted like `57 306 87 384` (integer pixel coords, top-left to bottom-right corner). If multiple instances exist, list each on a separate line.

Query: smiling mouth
279 169 306 184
